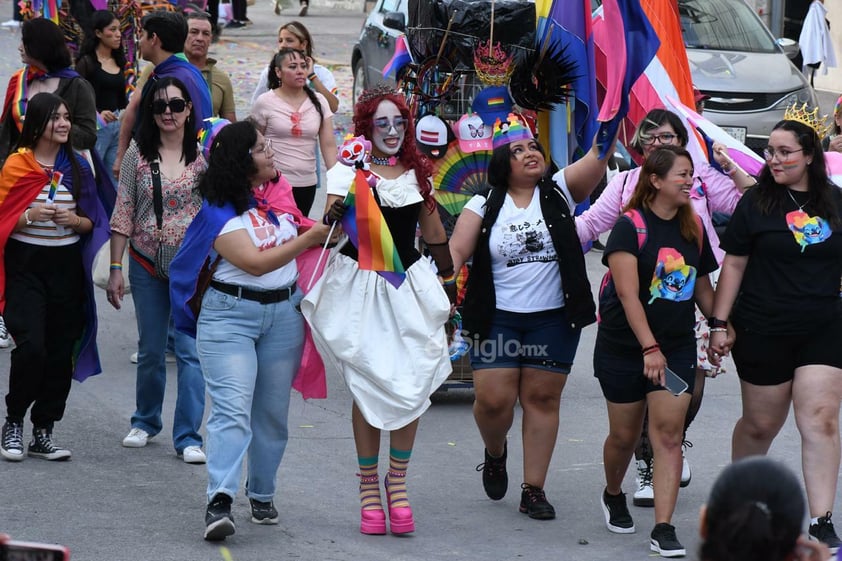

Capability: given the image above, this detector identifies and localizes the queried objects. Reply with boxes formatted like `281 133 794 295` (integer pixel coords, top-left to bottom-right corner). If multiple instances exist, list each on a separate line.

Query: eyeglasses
641 133 678 145
151 98 187 115
373 117 408 132
763 147 804 161
249 138 273 157
291 111 302 137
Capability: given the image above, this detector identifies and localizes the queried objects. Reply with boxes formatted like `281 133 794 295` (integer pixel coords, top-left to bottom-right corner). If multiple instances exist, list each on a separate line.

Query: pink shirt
575 160 742 264
251 90 332 188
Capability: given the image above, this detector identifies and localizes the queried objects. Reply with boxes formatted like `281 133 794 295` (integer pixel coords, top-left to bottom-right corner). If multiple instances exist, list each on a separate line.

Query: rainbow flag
340 170 406 289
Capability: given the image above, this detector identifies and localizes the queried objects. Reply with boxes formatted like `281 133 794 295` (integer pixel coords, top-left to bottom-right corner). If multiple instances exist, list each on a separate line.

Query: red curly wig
353 86 435 210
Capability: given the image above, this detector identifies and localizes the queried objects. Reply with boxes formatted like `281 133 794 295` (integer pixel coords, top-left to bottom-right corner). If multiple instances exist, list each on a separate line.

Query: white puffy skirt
301 253 452 430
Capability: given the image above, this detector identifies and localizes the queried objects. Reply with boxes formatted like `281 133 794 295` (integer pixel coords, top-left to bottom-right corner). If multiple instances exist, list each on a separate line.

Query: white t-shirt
463 176 575 312
213 208 299 290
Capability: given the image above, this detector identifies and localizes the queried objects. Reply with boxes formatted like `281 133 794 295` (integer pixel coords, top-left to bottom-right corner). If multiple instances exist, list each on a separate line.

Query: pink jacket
575 160 742 263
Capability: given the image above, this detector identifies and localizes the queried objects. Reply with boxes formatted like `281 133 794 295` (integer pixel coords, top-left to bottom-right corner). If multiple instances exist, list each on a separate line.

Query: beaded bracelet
709 327 727 333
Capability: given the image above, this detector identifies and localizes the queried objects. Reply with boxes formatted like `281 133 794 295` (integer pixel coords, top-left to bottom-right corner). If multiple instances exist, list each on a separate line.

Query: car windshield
679 0 779 53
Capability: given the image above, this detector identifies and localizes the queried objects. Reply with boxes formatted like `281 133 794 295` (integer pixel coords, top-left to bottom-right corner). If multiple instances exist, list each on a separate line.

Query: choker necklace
35 158 54 169
787 188 808 211
371 154 398 166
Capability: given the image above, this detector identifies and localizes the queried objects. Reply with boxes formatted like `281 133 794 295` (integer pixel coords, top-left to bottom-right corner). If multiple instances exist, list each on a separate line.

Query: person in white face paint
301 86 458 537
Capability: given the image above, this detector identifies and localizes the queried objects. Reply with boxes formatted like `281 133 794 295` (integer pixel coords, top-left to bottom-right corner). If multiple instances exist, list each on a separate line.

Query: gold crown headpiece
784 102 831 140
473 40 515 87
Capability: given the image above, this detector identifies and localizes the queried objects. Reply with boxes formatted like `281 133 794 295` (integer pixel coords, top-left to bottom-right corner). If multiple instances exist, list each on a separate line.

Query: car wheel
353 61 367 106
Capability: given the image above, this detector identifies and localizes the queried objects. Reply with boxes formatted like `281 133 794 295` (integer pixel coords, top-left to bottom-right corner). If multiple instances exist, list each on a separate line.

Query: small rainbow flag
340 169 406 288
486 97 506 106
46 170 63 204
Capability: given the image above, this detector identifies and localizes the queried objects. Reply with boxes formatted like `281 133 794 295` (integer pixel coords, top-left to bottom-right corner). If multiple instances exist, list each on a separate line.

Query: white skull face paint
370 99 406 156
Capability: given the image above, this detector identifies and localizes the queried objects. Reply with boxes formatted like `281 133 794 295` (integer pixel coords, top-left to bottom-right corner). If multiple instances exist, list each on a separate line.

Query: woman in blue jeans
106 77 207 463
169 121 330 541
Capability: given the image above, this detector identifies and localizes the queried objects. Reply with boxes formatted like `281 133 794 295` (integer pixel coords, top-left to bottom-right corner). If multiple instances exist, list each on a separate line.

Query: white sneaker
130 352 176 364
122 427 150 447
680 441 692 488
1 19 20 27
0 315 11 348
633 459 654 507
181 445 206 464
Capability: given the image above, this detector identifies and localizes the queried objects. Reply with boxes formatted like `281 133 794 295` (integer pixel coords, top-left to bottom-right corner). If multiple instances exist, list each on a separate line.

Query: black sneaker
591 239 606 252
519 483 555 520
475 444 507 500
809 512 841 554
601 488 635 533
650 523 686 557
250 498 279 525
204 494 235 541
27 427 71 461
1 419 24 461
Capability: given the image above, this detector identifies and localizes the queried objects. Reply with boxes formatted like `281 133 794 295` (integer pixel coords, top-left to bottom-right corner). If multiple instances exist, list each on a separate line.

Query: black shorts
594 340 696 403
732 315 842 386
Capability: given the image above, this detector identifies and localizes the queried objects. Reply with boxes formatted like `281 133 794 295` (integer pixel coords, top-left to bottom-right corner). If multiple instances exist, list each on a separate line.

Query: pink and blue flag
383 35 413 80
340 170 406 289
595 0 660 158
594 0 696 163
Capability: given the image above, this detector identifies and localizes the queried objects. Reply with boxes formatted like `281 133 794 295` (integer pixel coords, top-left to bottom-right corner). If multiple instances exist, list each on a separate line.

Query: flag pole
305 221 338 292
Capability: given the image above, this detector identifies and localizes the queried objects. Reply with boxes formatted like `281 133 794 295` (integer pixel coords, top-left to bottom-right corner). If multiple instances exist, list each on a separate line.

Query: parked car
351 0 408 105
680 0 817 153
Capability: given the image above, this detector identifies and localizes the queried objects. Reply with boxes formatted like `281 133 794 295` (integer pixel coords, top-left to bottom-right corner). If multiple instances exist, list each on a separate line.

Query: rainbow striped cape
340 169 406 288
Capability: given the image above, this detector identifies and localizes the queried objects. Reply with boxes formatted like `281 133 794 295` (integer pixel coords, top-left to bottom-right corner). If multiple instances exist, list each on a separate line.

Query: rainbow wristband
110 262 123 270
441 274 456 286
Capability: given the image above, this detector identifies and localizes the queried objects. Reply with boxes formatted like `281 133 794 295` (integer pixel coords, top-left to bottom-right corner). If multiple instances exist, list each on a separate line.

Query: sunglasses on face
151 98 188 115
373 117 408 132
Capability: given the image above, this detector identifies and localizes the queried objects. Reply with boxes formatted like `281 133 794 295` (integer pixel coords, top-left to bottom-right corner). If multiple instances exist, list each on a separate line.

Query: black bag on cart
406 0 535 69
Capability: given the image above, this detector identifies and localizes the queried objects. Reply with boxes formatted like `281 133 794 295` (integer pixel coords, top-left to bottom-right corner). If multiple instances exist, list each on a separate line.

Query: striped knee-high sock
387 448 412 509
358 455 383 511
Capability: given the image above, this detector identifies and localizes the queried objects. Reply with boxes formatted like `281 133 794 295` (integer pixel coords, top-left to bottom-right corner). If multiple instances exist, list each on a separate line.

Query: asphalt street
0 1 839 560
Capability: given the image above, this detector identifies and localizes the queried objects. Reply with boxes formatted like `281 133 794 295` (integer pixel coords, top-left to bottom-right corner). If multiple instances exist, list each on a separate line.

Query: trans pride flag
340 170 406 289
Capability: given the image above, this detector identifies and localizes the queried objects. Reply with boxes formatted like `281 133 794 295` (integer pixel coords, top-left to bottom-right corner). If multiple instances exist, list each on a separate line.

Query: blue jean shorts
468 308 581 374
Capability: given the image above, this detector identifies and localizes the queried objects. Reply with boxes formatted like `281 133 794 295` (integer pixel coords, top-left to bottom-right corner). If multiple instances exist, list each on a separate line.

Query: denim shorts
468 308 581 374
594 341 696 403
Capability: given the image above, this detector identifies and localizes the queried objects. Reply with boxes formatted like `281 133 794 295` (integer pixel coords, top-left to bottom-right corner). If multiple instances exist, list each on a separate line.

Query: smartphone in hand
663 367 689 396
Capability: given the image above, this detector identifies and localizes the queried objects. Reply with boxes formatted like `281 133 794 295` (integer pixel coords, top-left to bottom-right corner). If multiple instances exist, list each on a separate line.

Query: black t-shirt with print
720 186 842 334
598 208 718 353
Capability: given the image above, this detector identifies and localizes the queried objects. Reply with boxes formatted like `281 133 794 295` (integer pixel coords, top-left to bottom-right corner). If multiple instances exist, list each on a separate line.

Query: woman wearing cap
699 456 829 561
576 108 756 507
301 86 457 536
252 47 336 217
708 117 842 553
449 113 615 519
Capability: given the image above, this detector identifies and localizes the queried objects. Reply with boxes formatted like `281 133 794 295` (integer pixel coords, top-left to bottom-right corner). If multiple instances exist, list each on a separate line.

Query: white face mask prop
371 100 406 157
